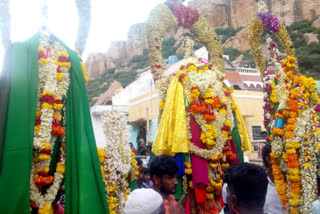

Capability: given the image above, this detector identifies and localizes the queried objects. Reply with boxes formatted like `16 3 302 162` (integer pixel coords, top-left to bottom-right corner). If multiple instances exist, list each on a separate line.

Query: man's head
224 163 268 213
260 131 268 139
139 148 148 156
142 167 151 182
149 154 178 195
135 157 143 181
139 139 146 147
124 189 165 214
262 142 272 169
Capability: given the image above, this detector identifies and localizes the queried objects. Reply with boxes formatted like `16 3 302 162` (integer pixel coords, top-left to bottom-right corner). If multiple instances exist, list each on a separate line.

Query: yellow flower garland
248 18 296 75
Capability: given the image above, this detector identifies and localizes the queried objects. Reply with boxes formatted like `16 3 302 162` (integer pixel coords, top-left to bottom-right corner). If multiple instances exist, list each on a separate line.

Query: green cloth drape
129 180 139 191
232 116 244 163
0 34 39 213
60 38 109 214
173 177 187 203
0 34 108 214
0 45 12 170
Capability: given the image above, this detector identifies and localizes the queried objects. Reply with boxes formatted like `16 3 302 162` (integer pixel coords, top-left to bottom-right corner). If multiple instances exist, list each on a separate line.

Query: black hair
135 157 143 166
224 163 268 210
147 144 152 151
262 142 272 168
260 131 268 138
138 148 148 156
149 154 178 178
142 167 150 175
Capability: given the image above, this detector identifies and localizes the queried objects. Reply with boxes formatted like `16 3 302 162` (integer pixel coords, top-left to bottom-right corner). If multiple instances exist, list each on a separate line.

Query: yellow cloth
231 95 254 152
152 76 189 155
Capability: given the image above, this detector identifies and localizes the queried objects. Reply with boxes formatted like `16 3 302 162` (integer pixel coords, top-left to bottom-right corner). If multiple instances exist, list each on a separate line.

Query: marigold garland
250 2 319 213
269 56 319 213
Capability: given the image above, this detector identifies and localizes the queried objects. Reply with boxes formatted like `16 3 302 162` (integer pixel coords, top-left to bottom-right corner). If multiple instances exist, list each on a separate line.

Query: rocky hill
85 0 320 80
85 0 320 105
189 0 319 28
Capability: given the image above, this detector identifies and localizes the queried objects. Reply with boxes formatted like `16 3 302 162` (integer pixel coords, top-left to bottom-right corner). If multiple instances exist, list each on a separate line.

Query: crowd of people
124 142 320 214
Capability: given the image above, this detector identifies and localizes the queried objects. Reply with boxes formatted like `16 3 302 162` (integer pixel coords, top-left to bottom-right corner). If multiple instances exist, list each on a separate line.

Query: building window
252 126 262 140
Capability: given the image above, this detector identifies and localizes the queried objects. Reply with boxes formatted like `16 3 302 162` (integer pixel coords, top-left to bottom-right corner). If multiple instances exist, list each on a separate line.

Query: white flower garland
103 110 132 213
267 38 287 158
30 34 70 210
299 108 318 213
257 0 268 13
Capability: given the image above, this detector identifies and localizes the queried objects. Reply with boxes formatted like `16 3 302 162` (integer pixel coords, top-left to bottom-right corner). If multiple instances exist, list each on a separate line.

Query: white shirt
312 198 320 214
264 177 285 214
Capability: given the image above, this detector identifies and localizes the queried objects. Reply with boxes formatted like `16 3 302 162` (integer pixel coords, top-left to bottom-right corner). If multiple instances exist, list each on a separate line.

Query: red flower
47 96 54 105
38 51 46 59
155 64 162 69
179 74 187 82
222 125 230 131
58 56 70 62
55 99 62 104
40 149 52 156
155 45 160 49
220 104 227 110
35 119 41 125
30 201 37 208
42 95 54 104
166 0 199 29
37 170 49 177
42 95 49 102
52 119 60 127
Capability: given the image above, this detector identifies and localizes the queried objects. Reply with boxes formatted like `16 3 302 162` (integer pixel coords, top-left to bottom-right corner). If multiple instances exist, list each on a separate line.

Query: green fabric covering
0 46 12 170
57 37 109 214
232 116 244 163
129 179 139 191
173 177 187 203
184 154 190 163
0 35 39 214
0 34 108 214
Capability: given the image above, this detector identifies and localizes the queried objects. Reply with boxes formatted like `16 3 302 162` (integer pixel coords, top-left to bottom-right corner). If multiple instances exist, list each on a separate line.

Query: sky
0 0 190 71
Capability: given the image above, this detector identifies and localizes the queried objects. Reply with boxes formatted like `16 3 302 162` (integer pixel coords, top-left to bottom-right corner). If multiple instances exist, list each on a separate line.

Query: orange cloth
163 194 177 214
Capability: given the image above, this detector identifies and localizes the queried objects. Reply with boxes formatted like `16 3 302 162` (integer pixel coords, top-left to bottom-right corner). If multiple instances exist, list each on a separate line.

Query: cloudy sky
0 0 190 70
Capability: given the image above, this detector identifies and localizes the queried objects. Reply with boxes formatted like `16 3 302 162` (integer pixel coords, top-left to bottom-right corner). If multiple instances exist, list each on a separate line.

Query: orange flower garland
269 56 319 213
